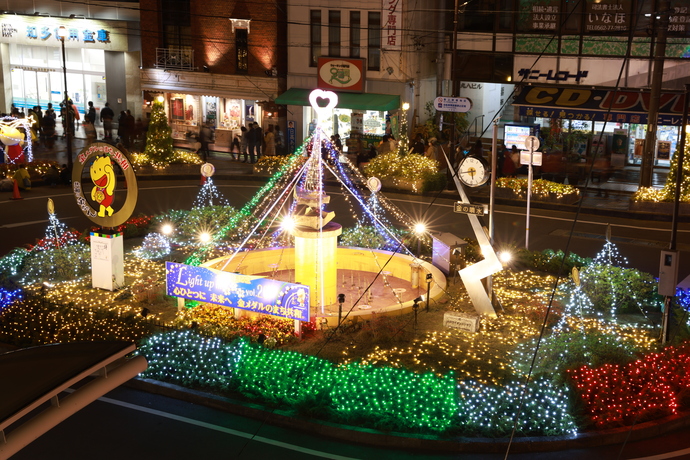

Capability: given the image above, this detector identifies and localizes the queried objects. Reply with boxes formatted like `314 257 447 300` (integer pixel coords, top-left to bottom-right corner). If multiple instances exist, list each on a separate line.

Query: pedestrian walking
198 122 214 162
253 122 263 161
246 124 257 164
264 125 275 156
240 126 249 162
117 111 128 146
86 101 96 125
41 112 56 149
100 102 114 139
275 125 285 155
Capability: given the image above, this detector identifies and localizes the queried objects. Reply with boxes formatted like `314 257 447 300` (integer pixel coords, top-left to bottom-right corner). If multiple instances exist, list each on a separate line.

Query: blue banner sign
166 262 310 322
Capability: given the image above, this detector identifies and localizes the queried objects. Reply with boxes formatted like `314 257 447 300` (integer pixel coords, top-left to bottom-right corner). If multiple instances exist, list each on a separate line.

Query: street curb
126 376 690 454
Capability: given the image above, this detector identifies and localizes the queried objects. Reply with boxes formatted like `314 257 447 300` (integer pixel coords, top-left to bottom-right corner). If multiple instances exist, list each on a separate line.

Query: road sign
520 151 543 166
434 97 472 113
454 201 487 216
524 135 540 151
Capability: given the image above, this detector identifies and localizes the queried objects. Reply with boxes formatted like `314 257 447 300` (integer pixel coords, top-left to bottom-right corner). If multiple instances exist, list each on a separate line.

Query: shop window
329 10 341 57
367 12 381 71
350 11 361 57
236 28 248 72
310 10 322 67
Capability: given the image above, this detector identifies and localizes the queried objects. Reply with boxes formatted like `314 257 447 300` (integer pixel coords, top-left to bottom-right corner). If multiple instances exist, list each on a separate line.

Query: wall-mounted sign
585 0 631 33
72 142 138 227
317 57 365 93
166 262 310 322
434 97 472 113
382 0 403 51
0 14 128 51
517 69 589 83
513 85 688 126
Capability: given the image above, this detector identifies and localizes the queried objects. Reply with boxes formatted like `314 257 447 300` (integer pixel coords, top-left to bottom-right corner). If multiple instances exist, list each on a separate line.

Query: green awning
275 88 400 112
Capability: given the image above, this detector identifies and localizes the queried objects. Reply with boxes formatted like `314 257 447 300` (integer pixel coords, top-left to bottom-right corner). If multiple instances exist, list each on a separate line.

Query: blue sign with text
166 262 310 321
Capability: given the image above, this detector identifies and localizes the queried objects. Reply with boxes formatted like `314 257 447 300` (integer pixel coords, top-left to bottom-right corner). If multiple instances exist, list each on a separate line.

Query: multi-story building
277 0 439 152
139 0 287 151
0 0 142 121
449 0 690 179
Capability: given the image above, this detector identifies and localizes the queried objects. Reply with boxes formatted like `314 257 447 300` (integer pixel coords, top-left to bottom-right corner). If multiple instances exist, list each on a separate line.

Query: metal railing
155 48 195 71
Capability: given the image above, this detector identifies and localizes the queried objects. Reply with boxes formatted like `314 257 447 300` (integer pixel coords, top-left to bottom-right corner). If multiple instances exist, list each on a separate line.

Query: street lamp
57 26 72 170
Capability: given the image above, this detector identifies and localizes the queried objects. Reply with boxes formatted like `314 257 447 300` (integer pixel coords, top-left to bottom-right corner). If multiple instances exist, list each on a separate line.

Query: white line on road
97 395 360 460
388 197 690 233
629 447 690 459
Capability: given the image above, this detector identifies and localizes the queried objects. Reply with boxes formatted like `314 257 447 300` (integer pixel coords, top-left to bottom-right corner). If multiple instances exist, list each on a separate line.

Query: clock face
458 156 489 187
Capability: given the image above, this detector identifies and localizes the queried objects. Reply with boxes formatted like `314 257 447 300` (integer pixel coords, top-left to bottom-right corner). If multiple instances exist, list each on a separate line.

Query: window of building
367 12 381 71
329 10 341 57
236 28 248 72
162 0 191 49
310 10 322 67
460 0 495 32
350 11 361 57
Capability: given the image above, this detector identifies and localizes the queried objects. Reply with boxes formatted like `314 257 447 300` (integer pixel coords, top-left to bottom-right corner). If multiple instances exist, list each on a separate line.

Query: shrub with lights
131 149 203 169
174 303 300 346
568 343 690 428
0 295 155 348
365 152 445 192
456 379 577 437
634 142 690 203
496 177 580 200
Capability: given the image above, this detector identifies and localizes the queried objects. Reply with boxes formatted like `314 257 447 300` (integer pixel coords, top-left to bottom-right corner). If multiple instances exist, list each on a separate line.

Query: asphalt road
8 383 690 460
2 179 688 281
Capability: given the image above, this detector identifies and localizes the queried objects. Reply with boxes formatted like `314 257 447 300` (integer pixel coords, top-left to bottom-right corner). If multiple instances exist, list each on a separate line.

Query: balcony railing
155 48 194 71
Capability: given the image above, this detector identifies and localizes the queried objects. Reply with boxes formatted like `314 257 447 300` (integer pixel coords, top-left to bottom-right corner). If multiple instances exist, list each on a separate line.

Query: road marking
97 395 359 460
629 447 690 459
388 197 690 233
0 217 78 229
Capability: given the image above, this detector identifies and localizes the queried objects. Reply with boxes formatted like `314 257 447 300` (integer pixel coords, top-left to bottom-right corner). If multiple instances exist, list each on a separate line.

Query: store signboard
317 58 365 93
166 262 310 322
287 120 296 154
513 85 688 126
382 0 403 51
518 0 560 31
585 0 631 33
0 14 128 51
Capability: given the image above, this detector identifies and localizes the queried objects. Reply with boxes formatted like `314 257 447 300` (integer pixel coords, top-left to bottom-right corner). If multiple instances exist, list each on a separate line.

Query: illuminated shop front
145 91 263 150
276 57 400 154
0 14 138 119
276 88 400 153
511 85 687 168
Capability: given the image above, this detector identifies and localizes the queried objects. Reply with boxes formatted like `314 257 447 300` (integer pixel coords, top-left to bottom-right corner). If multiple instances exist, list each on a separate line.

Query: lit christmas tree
661 141 690 201
193 178 230 209
144 98 174 163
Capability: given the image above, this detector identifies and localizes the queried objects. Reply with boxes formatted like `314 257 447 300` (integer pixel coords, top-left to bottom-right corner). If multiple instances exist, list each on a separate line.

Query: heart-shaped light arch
308 89 339 125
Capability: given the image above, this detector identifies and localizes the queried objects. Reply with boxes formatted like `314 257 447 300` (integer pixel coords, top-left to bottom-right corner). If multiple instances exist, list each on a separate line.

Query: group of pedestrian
117 110 136 148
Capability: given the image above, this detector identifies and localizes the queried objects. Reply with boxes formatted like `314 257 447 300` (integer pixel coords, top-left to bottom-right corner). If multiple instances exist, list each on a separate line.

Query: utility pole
640 0 670 188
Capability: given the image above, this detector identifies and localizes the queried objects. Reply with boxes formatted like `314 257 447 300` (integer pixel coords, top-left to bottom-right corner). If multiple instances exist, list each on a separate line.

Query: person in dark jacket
100 102 114 139
198 122 214 162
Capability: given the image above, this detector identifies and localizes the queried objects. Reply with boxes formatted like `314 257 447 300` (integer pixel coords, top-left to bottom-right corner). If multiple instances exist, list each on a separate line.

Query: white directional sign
434 97 472 113
520 151 543 166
